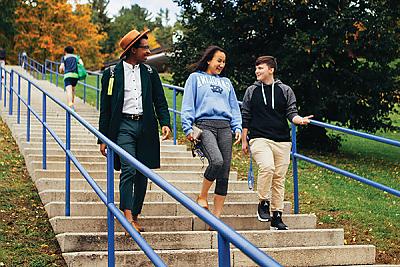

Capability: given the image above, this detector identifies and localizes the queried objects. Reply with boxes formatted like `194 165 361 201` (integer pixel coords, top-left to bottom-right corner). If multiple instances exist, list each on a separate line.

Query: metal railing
12 54 399 264
290 121 400 213
44 59 102 110
1 65 281 266
19 54 185 146
18 54 102 110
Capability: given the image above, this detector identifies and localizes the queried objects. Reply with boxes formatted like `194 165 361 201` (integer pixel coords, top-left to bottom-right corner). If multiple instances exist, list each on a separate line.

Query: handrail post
9 70 13 115
0 67 3 101
42 62 46 80
3 71 7 108
42 93 47 169
56 64 59 88
27 81 31 142
17 75 21 124
218 233 231 266
50 62 53 84
173 88 177 145
107 148 115 267
96 75 100 110
65 110 71 216
291 124 299 214
83 78 87 103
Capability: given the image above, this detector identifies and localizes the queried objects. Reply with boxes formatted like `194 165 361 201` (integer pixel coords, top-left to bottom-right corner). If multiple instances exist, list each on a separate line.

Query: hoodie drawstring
261 81 275 109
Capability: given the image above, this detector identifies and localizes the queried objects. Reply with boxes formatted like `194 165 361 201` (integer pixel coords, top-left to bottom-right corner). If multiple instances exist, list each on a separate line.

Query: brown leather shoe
196 196 209 210
132 220 145 232
124 220 144 236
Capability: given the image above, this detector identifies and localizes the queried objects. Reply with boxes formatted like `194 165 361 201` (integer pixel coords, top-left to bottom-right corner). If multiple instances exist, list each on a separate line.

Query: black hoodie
241 80 298 142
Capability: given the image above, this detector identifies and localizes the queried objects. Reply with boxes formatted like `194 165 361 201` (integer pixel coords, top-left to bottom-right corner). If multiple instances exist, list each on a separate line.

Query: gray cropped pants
196 119 233 196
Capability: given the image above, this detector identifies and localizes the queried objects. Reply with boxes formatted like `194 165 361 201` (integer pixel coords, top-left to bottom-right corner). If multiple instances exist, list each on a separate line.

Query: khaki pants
249 138 291 212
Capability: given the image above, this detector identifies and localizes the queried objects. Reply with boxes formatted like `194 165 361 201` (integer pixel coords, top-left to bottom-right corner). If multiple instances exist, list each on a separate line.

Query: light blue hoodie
181 71 242 136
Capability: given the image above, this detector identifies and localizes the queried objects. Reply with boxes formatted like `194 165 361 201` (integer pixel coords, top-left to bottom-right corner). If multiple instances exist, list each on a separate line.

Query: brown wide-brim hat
119 29 150 59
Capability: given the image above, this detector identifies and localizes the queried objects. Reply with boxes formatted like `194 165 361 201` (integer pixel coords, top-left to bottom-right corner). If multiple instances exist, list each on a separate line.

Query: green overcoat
98 61 171 171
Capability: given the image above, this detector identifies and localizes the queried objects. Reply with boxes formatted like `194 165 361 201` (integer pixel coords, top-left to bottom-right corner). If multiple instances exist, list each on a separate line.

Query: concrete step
17 135 97 143
50 214 316 233
28 154 202 165
61 245 375 267
33 169 237 181
57 229 344 252
17 135 176 146
38 190 263 204
12 124 93 133
30 161 204 172
22 142 188 151
11 114 98 120
11 120 99 127
44 201 294 218
23 148 192 157
35 178 250 192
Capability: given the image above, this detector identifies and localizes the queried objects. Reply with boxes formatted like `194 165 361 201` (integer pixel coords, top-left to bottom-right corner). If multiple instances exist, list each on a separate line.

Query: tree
88 0 111 54
88 0 110 32
0 0 19 63
171 0 400 150
14 0 106 69
105 4 156 60
153 8 174 49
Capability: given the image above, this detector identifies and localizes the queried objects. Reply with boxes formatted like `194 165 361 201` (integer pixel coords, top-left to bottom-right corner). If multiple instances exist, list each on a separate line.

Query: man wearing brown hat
98 29 171 233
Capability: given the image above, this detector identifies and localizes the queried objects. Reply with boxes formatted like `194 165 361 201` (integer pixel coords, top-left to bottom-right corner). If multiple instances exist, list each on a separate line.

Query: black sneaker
257 200 271 222
271 211 289 230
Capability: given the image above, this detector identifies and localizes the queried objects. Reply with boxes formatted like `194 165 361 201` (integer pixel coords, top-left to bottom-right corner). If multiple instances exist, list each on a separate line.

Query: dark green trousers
116 118 147 215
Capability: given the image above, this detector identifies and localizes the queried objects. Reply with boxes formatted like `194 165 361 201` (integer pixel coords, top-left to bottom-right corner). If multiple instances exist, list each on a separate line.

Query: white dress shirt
122 61 143 114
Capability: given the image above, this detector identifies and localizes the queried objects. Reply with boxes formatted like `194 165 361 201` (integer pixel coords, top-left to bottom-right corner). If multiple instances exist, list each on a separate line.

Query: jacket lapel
114 61 124 107
140 64 150 110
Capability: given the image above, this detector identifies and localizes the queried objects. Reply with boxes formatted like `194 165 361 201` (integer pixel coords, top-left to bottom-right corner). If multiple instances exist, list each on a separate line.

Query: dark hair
189 45 227 76
255 56 277 71
64 46 74 54
125 35 149 58
132 35 149 48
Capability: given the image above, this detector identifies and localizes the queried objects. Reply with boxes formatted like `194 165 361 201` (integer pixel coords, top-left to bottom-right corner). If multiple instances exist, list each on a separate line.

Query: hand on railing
293 115 314 125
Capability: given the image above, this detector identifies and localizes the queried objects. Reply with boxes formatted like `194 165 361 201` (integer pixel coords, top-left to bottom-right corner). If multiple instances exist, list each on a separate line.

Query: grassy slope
0 117 66 266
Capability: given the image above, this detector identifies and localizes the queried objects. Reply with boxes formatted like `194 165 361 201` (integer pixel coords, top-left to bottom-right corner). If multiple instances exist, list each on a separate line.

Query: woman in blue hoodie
181 45 242 221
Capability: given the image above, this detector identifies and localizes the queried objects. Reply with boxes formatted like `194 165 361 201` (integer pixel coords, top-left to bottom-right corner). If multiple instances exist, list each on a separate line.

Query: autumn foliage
14 0 106 69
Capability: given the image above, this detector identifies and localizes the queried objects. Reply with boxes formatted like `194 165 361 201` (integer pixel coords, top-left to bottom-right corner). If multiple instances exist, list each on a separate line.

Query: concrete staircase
0 66 376 266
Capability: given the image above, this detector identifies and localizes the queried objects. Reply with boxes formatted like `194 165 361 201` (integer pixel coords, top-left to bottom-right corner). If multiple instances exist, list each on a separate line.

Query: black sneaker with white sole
257 200 271 222
270 211 289 230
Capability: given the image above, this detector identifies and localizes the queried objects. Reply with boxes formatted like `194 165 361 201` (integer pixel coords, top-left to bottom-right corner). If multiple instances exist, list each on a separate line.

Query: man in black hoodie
241 56 313 230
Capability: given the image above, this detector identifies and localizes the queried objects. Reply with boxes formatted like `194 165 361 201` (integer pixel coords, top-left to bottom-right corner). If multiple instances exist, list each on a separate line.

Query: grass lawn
0 117 66 266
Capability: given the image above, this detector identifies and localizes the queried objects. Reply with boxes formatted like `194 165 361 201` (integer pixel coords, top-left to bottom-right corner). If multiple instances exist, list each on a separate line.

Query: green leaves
172 0 400 148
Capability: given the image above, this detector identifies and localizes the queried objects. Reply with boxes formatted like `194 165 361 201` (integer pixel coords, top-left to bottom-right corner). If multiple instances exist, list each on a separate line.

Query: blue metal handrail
0 65 282 266
18 56 102 110
44 59 101 109
162 83 184 145
18 54 400 214
291 121 400 214
160 78 400 216
0 66 167 266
